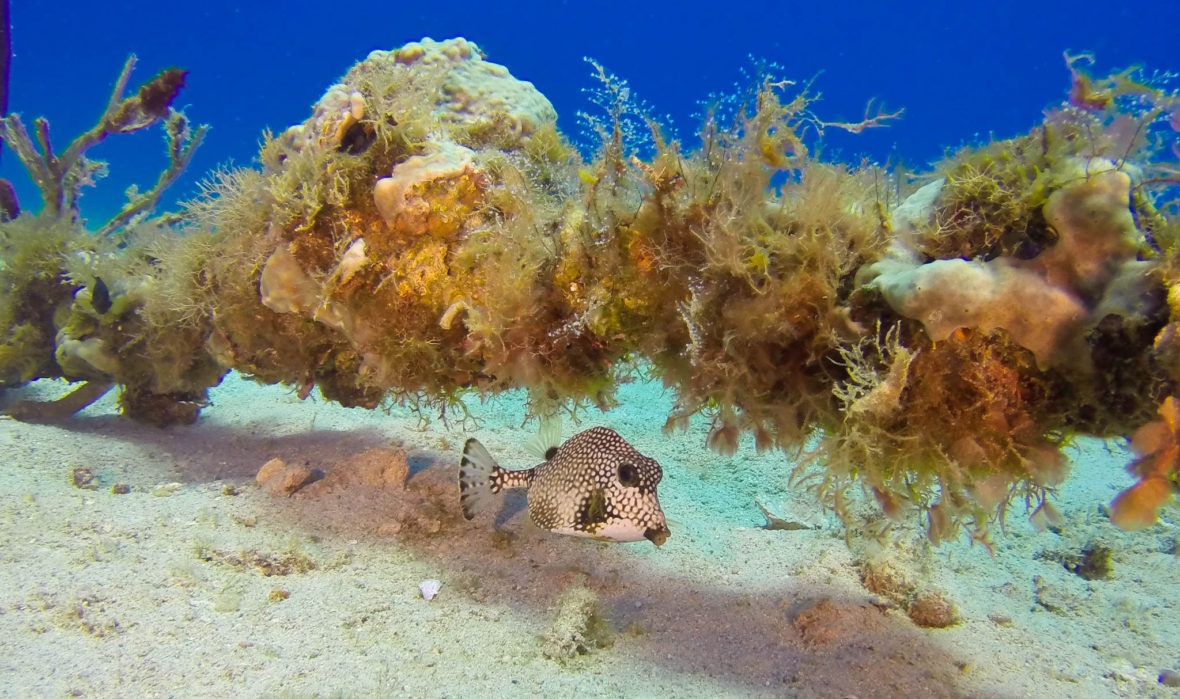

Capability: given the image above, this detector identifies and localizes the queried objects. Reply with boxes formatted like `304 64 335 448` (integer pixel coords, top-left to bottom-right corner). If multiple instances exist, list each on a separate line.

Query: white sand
0 373 1176 697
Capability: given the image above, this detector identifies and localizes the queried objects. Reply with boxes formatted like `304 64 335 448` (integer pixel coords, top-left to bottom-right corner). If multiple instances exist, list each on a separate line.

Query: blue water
4 1 1178 223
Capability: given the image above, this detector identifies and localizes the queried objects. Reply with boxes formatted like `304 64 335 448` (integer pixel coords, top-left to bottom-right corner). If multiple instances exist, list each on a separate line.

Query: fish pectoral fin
523 415 562 461
582 488 609 527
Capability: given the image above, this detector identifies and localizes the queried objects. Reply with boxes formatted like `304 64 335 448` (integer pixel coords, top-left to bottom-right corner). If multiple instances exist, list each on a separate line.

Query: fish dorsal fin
523 415 562 461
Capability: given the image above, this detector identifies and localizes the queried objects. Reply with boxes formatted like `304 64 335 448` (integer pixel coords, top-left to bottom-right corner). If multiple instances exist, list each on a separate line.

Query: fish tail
458 438 502 520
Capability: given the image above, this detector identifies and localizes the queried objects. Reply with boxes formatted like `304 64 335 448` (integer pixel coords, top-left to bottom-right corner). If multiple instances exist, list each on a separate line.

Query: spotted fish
458 426 671 545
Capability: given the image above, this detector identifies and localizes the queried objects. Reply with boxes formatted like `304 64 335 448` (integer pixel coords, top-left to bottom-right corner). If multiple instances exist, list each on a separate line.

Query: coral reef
3 39 1179 543
812 55 1180 544
0 56 220 424
185 38 585 411
192 37 894 440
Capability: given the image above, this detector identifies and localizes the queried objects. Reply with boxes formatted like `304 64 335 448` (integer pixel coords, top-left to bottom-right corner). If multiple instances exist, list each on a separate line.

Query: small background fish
459 426 670 545
90 277 112 315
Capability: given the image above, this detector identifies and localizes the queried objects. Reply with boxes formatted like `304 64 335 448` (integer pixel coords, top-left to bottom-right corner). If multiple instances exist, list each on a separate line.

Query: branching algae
0 56 221 424
3 39 1179 544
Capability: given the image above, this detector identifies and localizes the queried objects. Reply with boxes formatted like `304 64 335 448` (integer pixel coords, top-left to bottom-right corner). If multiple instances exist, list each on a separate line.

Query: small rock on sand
256 458 314 497
300 448 409 496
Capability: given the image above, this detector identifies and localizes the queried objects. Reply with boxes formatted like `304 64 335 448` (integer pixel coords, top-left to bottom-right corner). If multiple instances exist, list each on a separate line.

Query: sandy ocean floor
0 372 1177 698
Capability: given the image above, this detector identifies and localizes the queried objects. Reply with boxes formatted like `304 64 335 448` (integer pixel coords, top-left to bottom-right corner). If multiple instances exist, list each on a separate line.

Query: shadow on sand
21 409 966 698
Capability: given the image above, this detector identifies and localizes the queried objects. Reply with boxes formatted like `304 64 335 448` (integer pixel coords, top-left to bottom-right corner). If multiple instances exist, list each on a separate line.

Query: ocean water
3 2 1180 697
7 1 1179 219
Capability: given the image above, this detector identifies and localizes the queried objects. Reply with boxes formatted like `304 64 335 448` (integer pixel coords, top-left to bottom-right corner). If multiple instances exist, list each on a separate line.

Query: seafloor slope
0 374 1175 697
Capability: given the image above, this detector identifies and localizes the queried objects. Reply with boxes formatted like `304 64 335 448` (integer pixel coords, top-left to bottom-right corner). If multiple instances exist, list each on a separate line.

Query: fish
90 276 112 315
458 425 671 546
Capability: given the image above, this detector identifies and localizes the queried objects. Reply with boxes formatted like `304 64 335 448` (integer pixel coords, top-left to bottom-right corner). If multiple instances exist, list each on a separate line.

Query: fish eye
617 463 639 487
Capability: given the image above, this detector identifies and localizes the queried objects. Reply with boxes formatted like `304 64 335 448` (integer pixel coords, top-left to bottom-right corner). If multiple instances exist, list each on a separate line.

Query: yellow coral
390 242 452 301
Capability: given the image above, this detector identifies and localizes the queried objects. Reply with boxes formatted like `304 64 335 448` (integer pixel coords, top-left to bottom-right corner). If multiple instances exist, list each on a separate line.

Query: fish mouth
644 526 670 546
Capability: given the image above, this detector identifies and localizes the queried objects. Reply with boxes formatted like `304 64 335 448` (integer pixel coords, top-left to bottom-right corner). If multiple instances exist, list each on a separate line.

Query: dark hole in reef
1058 301 1169 434
338 122 377 156
1009 209 1057 260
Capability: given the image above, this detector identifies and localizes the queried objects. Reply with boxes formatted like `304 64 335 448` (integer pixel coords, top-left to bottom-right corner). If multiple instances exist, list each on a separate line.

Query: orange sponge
1110 398 1180 530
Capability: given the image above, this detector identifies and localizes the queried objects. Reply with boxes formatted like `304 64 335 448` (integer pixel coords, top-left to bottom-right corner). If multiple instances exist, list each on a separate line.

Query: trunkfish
458 424 670 545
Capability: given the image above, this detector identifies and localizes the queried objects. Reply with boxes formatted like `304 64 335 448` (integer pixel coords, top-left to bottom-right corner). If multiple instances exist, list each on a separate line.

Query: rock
541 584 613 663
72 467 97 490
299 448 409 496
859 559 913 605
419 579 442 601
793 599 890 646
376 521 402 536
907 591 958 628
256 459 314 497
256 458 286 485
151 482 183 497
1033 575 1080 614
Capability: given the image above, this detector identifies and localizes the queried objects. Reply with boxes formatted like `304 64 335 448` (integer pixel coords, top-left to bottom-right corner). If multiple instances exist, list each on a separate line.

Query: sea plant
0 55 221 423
